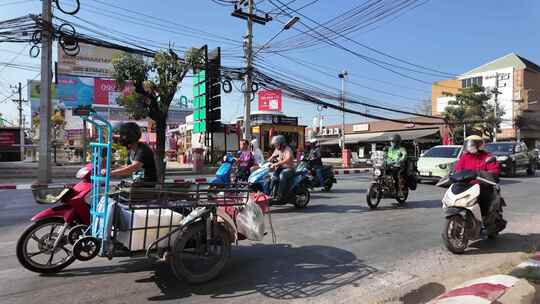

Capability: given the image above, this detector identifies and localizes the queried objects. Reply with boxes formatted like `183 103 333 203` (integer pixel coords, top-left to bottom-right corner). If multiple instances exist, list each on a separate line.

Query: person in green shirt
386 134 408 194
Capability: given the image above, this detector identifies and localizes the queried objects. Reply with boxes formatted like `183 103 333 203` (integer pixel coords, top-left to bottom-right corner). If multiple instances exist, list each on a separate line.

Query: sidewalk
428 251 540 304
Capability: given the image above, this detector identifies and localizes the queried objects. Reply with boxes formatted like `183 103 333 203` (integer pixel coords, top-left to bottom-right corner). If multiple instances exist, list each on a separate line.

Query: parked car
484 142 537 177
417 145 463 183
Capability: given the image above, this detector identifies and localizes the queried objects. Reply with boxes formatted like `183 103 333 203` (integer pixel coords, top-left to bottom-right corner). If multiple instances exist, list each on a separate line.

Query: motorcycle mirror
485 156 496 164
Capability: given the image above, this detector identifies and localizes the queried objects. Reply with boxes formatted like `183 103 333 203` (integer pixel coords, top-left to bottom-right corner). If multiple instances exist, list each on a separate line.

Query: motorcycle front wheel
442 215 468 254
16 217 75 274
395 189 408 205
171 222 231 284
366 184 382 209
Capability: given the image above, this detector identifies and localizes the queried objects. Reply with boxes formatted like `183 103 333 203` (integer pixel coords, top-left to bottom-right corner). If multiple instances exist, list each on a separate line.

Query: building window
461 76 482 88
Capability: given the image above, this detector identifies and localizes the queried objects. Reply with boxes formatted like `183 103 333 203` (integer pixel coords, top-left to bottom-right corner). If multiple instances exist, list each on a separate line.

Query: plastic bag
236 199 265 241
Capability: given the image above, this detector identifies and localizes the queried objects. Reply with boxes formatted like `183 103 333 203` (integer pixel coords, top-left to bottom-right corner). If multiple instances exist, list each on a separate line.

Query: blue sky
1 0 539 127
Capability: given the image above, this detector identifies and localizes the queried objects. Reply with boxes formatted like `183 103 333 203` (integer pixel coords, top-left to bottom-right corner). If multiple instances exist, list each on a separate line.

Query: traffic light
192 46 221 133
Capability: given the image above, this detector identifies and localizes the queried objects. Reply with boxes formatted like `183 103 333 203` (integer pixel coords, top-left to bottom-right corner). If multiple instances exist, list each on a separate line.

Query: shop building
432 53 540 147
309 117 443 159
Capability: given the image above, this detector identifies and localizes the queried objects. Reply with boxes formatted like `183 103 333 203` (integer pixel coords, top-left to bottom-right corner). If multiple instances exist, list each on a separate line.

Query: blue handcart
70 111 251 283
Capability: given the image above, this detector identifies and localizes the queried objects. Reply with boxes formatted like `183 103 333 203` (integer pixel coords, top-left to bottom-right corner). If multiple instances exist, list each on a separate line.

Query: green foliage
442 85 504 143
112 48 203 181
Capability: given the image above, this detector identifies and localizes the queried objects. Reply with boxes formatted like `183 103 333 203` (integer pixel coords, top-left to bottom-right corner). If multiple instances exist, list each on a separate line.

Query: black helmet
118 122 141 146
390 134 402 145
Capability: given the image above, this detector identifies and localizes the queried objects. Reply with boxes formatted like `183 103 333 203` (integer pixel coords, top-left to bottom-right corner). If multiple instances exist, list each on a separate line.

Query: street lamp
252 16 300 57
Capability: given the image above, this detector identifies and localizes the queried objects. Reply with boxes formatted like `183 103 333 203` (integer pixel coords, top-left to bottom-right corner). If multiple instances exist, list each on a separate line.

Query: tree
442 85 504 144
112 49 203 182
416 98 433 115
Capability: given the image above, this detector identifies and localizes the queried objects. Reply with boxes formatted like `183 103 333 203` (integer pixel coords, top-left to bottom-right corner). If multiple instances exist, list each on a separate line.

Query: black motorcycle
298 154 337 191
366 151 417 209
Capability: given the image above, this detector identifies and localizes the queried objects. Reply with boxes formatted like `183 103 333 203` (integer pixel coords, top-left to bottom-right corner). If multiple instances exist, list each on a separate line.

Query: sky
1 0 539 128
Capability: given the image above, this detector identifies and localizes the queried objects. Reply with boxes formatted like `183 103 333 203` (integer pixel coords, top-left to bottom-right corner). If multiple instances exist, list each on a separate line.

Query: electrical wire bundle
0 15 40 43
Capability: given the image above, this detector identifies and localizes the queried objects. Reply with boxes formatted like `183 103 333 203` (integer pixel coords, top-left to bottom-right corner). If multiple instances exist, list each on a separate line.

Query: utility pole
243 0 254 140
338 70 347 150
10 82 26 161
38 0 53 183
231 0 271 140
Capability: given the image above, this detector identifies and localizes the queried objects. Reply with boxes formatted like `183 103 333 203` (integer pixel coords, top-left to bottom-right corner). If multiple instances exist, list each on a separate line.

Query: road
0 174 539 304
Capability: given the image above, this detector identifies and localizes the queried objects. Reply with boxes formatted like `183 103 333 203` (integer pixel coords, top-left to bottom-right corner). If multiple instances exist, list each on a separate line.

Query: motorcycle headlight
374 168 382 176
454 195 475 207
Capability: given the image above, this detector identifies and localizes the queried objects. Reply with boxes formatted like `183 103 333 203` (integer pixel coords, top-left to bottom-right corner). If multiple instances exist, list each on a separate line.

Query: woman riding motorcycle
453 135 500 216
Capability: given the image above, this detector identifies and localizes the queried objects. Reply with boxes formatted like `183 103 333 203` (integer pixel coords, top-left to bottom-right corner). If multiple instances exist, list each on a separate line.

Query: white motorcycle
436 159 507 254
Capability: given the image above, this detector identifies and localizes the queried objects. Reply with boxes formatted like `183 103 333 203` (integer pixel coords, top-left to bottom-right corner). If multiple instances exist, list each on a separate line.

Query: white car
417 145 463 183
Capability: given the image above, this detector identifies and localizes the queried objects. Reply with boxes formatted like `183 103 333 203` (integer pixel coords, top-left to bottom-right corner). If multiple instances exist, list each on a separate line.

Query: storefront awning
320 128 439 145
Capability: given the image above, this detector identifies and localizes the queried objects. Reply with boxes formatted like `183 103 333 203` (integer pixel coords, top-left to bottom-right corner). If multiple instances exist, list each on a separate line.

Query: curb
428 252 540 304
333 168 370 175
511 251 540 283
0 177 211 190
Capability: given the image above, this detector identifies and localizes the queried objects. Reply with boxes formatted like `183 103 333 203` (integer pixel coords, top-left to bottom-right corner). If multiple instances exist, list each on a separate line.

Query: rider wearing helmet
386 134 408 193
308 138 324 185
106 122 157 183
454 135 500 216
269 134 295 202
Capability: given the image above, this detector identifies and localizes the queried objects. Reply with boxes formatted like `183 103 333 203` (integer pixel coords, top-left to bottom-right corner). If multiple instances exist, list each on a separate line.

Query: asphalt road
1 173 539 304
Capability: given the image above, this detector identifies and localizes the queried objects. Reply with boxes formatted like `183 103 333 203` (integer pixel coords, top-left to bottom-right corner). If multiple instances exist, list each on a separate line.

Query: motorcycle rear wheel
294 185 310 208
366 184 382 209
442 215 468 254
171 222 231 284
323 181 333 192
16 217 75 274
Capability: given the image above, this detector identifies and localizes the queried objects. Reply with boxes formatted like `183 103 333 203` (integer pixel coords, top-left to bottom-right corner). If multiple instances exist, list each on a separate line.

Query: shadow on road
144 244 377 301
269 204 370 214
465 233 540 255
43 244 376 302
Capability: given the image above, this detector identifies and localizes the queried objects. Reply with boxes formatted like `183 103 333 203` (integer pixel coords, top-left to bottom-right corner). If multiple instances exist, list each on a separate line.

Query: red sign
94 79 132 105
0 131 16 146
258 89 282 112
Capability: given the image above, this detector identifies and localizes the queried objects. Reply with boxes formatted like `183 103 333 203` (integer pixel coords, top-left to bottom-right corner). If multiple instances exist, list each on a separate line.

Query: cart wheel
171 222 231 284
73 236 100 261
67 224 87 245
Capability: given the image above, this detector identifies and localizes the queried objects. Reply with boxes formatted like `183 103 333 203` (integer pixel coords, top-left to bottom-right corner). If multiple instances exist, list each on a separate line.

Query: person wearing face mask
453 135 500 216
386 134 408 193
103 122 157 183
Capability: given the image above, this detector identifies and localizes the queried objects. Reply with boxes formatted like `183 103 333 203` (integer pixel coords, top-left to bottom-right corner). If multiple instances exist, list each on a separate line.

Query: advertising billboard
57 42 127 78
57 75 94 108
258 89 282 112
94 78 133 105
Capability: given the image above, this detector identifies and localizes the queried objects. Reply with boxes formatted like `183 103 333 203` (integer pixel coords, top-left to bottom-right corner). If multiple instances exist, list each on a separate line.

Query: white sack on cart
236 199 265 241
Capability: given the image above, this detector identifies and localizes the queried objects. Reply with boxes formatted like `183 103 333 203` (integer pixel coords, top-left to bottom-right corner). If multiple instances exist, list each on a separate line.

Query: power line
266 0 460 89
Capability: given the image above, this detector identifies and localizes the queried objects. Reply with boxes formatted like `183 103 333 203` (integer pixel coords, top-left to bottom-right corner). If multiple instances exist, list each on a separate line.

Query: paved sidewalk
428 252 540 304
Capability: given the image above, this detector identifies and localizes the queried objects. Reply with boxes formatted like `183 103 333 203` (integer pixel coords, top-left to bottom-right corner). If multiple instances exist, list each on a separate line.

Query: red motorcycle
16 164 93 273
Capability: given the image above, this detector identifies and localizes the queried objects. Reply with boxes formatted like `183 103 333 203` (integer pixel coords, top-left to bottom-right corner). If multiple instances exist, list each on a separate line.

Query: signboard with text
258 89 282 112
57 42 128 78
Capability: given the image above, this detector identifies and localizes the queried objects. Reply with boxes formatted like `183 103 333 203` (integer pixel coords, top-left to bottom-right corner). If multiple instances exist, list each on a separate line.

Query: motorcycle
366 151 411 209
248 162 311 208
210 152 237 186
16 164 93 273
437 164 507 254
210 153 253 187
297 153 336 192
